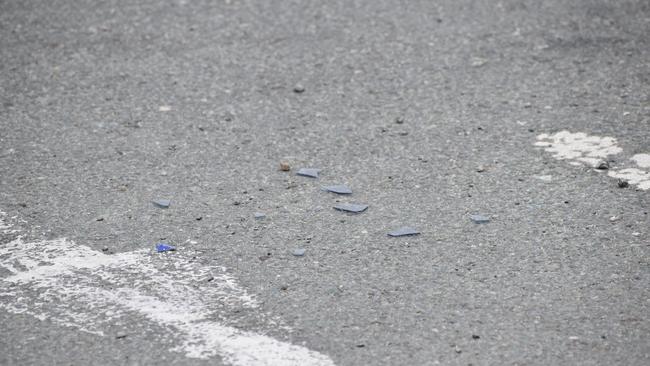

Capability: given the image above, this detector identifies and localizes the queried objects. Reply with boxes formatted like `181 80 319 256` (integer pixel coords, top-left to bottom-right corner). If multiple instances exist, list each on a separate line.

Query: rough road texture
1 0 648 365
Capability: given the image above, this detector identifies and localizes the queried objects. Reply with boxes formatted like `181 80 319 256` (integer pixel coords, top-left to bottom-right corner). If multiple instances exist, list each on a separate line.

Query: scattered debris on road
156 243 175 252
323 185 352 194
333 203 368 213
297 168 320 178
387 227 420 237
292 248 306 257
152 199 171 208
470 214 490 224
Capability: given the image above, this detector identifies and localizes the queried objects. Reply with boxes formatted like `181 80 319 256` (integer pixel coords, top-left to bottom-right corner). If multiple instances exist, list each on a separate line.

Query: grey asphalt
1 0 649 365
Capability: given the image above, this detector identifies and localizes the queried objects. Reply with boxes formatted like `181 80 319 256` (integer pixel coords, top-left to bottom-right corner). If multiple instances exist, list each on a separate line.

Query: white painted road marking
0 214 335 366
535 131 650 190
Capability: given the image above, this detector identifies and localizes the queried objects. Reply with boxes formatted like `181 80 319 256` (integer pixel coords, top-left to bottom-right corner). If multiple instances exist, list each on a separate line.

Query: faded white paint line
535 131 622 167
0 211 20 234
0 233 334 365
535 131 650 190
631 154 650 168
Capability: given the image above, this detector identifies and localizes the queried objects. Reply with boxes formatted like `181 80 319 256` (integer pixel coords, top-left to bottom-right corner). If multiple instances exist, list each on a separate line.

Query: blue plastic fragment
323 185 352 194
296 168 320 178
152 199 171 208
292 248 306 257
470 214 490 224
333 203 368 213
387 227 420 237
254 212 266 219
156 243 175 252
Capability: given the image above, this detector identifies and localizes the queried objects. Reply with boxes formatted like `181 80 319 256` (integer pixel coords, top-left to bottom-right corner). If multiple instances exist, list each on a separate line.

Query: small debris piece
102 246 109 252
471 58 488 67
323 185 352 194
115 332 128 339
595 160 609 170
470 214 490 224
388 227 420 237
96 217 104 222
472 335 480 340
398 131 409 136
356 344 365 348
254 212 266 219
292 248 306 257
395 117 405 124
293 84 305 93
156 243 175 252
297 168 320 178
280 162 291 171
152 199 171 208
158 105 172 112
617 179 629 188
476 166 487 173
333 203 368 213
259 255 271 262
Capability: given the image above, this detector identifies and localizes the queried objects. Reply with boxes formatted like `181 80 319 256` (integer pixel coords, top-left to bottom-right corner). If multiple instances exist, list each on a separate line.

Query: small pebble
292 248 306 257
115 332 128 339
395 117 405 124
254 212 266 219
595 160 609 170
293 84 305 93
617 179 629 188
280 162 291 171
470 214 490 224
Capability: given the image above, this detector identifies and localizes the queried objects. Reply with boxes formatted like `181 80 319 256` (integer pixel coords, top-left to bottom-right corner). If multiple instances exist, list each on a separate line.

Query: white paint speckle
535 131 650 190
631 154 650 168
608 168 650 190
535 175 553 182
0 237 335 366
535 131 622 164
158 105 172 112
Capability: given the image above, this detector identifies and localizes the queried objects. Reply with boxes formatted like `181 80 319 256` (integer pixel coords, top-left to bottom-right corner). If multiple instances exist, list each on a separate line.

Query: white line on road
0 213 335 366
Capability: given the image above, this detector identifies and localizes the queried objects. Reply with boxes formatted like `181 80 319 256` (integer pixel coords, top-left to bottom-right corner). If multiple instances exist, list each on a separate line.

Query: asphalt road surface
1 0 649 365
